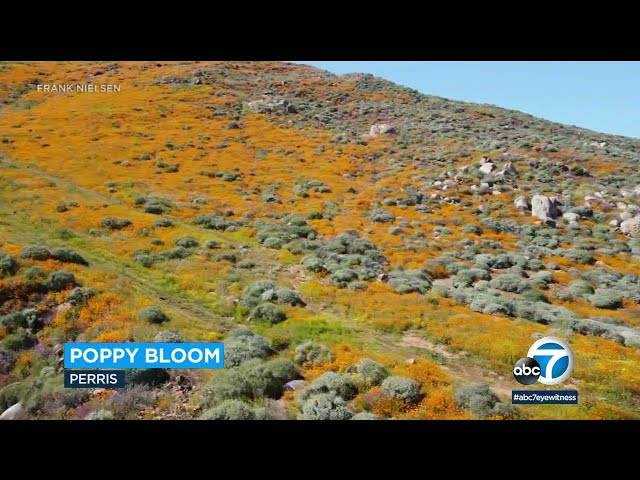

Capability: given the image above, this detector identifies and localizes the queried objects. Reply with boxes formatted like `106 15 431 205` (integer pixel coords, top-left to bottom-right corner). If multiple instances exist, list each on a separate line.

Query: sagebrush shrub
20 245 50 260
355 358 389 387
300 393 354 420
200 400 256 420
224 328 272 367
50 247 88 266
454 382 513 418
294 341 335 366
381 376 422 404
0 253 19 277
44 270 77 291
300 371 357 401
249 303 286 324
101 217 132 230
138 306 169 324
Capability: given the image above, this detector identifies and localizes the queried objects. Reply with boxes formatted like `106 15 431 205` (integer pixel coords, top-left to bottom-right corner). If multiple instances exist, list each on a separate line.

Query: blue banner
64 343 224 369
512 390 578 404
64 369 126 388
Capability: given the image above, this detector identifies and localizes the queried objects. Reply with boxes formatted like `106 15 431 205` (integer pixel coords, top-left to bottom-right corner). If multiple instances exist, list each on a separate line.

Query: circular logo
513 357 541 385
527 336 574 385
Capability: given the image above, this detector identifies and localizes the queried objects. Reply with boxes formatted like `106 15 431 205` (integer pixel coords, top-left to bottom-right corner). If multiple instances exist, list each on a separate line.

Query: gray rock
499 162 518 175
514 196 530 210
531 194 560 221
369 123 396 136
620 216 640 238
479 162 496 175
0 403 24 420
620 211 634 221
563 212 580 222
284 380 306 391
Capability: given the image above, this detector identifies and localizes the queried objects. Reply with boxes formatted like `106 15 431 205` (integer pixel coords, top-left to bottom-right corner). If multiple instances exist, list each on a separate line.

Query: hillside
0 61 639 420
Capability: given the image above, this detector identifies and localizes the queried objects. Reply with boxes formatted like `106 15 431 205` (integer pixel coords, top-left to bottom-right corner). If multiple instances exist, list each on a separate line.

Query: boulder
563 212 580 222
620 216 640 238
514 196 530 210
531 194 560 221
0 403 24 420
499 162 518 175
369 123 396 136
284 380 306 391
479 162 496 175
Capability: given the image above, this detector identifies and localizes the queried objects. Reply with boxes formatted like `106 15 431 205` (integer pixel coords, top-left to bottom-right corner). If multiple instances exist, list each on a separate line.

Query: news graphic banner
64 343 225 369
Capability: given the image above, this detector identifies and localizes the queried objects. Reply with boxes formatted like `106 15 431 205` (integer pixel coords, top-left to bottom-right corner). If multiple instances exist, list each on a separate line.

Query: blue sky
298 62 640 139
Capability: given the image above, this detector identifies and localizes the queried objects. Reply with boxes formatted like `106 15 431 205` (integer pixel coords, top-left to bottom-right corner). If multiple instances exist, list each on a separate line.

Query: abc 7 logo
513 337 574 385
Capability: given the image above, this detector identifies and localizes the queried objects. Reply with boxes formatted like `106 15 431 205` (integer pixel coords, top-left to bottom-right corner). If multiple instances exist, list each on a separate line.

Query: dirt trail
399 331 514 399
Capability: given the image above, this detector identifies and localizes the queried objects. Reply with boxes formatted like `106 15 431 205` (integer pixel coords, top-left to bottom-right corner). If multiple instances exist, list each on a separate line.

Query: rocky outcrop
479 162 496 175
514 196 529 210
620 216 640 238
0 403 24 420
369 123 397 136
247 97 297 114
531 194 560 222
498 162 518 176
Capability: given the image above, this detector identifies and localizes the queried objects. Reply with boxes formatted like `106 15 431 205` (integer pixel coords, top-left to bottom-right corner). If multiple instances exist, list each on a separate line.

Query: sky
299 62 640 139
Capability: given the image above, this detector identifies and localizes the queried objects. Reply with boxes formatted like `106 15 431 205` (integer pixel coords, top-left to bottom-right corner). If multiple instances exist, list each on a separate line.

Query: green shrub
521 288 549 303
3 328 37 350
175 237 199 248
224 328 272 367
138 306 169 324
569 279 594 296
86 409 115 420
589 289 624 309
562 249 595 265
249 303 286 324
367 208 395 224
387 269 432 294
67 287 95 306
125 369 170 388
355 358 389 387
43 270 77 291
381 376 422 404
200 400 256 420
153 219 174 228
294 341 335 366
50 247 88 266
489 274 528 293
454 382 513 418
351 412 379 420
20 245 51 260
0 253 19 277
300 393 354 420
101 217 132 230
204 240 221 249
206 358 298 403
154 331 183 343
300 372 357 401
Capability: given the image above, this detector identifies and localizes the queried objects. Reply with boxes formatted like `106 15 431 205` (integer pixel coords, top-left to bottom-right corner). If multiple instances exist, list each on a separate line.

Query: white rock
563 212 580 222
499 162 518 175
0 403 24 420
369 123 396 136
609 219 620 227
479 162 496 175
514 196 530 210
531 194 560 221
617 202 628 211
620 211 634 221
620 216 640 238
